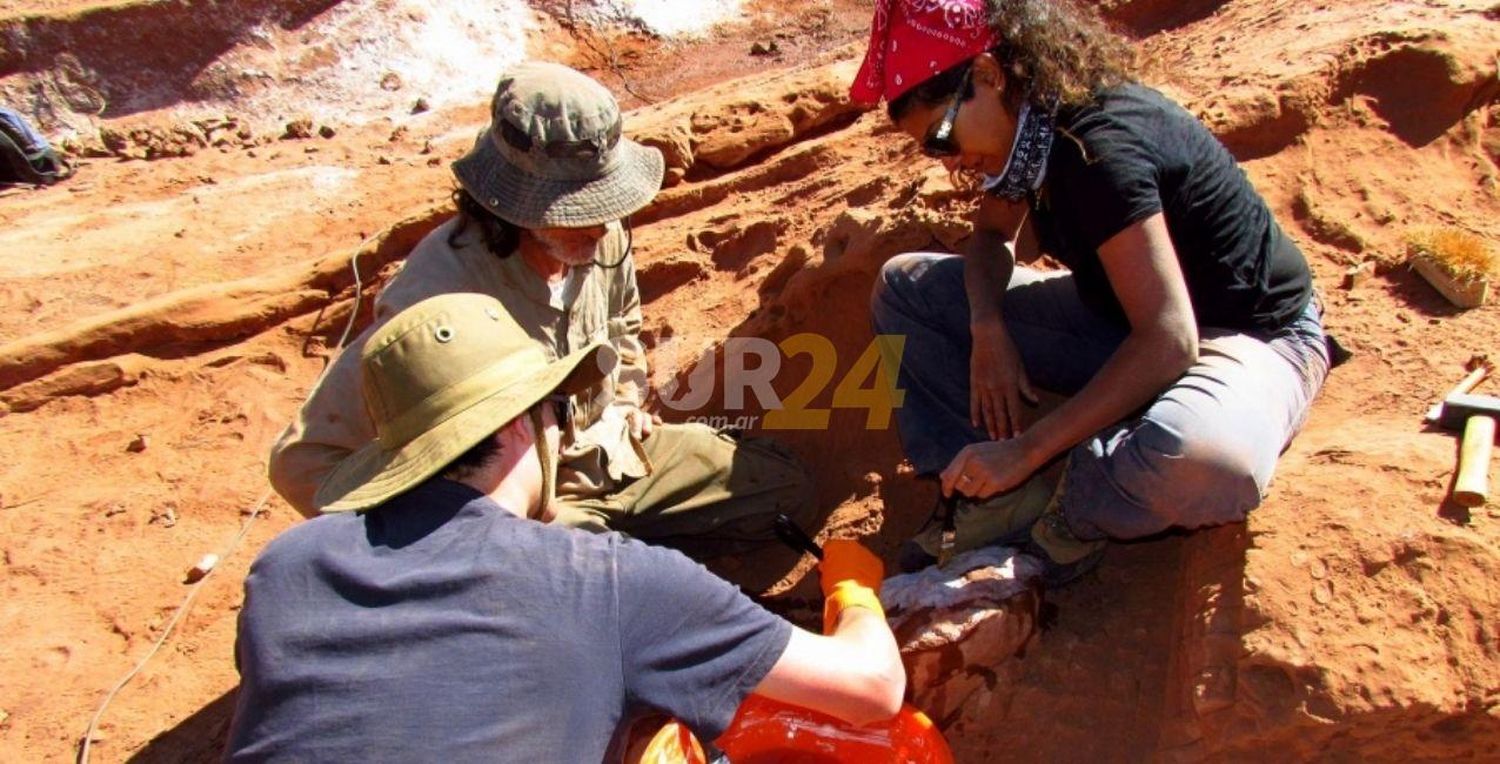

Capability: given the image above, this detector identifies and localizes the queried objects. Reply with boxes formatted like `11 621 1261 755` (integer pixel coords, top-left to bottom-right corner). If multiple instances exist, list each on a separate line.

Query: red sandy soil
1 1 1498 761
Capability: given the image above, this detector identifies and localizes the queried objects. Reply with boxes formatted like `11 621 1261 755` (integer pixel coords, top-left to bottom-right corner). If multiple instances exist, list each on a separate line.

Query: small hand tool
1434 392 1500 507
936 494 958 567
1425 355 1490 424
773 513 823 560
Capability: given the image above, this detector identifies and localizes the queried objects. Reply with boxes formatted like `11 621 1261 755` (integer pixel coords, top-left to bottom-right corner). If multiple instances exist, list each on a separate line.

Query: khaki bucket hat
315 292 616 513
452 61 665 229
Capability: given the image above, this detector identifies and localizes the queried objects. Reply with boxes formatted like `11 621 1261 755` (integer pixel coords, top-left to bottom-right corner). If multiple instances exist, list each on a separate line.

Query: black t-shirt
225 480 792 763
1023 83 1312 333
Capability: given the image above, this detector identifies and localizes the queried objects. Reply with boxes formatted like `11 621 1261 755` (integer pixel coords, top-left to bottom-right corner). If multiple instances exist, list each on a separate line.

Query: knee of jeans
870 255 924 322
1123 421 1262 529
1067 421 1261 539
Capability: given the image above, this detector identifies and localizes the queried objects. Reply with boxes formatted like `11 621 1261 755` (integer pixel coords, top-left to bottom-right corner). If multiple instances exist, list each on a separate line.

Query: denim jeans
870 253 1329 541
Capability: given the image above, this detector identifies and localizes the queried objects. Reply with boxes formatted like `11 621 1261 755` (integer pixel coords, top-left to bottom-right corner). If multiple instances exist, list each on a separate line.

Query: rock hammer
1431 358 1500 507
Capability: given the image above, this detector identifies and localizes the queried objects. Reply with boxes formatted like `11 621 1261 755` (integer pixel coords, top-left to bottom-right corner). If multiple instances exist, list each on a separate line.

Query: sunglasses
921 67 974 159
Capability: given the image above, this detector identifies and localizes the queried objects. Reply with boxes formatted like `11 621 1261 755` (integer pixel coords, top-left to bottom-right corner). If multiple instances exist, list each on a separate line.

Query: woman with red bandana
859 0 1335 585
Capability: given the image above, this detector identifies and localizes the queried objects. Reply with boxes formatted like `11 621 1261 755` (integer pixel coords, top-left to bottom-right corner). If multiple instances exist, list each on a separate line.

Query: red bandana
849 0 997 105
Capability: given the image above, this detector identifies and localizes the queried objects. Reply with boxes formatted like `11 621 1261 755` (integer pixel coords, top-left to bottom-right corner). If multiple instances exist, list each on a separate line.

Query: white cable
79 238 376 762
78 489 271 764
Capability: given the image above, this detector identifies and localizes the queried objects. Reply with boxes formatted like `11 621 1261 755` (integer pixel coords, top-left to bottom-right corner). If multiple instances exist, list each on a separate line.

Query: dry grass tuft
1406 227 1498 282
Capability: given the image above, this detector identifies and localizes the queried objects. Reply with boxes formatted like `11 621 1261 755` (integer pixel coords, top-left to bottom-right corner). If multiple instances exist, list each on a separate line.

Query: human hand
624 406 657 440
940 438 1038 499
969 320 1037 440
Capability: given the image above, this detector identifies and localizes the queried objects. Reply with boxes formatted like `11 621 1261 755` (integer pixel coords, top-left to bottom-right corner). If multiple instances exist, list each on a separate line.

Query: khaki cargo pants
552 422 816 592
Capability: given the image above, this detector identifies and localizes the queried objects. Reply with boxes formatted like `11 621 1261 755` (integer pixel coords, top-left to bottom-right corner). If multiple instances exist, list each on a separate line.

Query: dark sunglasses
921 67 974 159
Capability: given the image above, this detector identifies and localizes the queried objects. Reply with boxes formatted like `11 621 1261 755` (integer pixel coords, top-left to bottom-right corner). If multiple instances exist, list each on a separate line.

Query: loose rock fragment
881 547 1043 722
282 118 314 140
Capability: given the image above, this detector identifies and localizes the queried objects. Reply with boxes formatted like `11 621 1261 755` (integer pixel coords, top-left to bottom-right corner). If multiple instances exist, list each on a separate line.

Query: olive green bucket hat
314 292 616 513
452 61 665 228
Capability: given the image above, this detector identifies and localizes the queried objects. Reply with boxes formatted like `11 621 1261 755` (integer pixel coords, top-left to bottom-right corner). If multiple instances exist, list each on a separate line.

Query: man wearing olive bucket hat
268 62 815 590
227 293 903 761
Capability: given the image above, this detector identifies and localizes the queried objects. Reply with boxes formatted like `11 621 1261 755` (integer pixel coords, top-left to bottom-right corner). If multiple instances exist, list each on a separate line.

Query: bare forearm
754 609 905 726
964 227 1013 325
1020 329 1195 469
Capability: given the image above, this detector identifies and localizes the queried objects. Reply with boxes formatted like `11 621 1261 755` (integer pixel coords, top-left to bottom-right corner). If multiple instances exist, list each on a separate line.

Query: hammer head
1436 392 1500 435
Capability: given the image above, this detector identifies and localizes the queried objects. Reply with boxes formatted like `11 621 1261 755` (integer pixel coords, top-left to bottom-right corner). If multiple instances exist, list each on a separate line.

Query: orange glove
820 539 885 635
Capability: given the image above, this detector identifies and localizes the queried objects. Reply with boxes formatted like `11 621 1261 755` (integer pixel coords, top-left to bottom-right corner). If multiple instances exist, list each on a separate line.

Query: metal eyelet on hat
434 325 455 343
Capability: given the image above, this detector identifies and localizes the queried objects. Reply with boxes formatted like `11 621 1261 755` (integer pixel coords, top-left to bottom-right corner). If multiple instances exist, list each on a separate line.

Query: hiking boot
1022 509 1106 589
898 474 1054 573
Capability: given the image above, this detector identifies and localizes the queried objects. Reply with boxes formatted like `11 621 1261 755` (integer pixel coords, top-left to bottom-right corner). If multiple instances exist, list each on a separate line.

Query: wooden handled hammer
1435 392 1500 507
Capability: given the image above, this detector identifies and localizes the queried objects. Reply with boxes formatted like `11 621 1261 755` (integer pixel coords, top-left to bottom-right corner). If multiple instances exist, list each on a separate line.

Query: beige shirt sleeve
606 235 649 407
268 218 654 513
267 219 487 516
266 327 376 517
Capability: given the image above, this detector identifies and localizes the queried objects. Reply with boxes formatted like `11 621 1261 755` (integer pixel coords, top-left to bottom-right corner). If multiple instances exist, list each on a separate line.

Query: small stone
1309 558 1328 579
282 118 314 140
426 157 441 167
151 505 178 528
126 434 148 453
420 139 434 155
412 97 430 114
1342 261 1375 290
750 40 780 56
318 125 336 139
377 155 392 165
380 71 403 91
185 553 220 583
1312 580 1333 605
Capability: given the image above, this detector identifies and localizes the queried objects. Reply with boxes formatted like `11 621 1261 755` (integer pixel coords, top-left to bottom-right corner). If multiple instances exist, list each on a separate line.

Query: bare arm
966 195 1040 440
1019 212 1197 461
963 195 1023 324
749 607 905 727
943 212 1198 497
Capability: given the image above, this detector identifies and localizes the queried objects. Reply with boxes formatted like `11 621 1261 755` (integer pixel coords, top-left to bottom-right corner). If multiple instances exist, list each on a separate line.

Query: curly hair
448 187 522 258
888 0 1135 121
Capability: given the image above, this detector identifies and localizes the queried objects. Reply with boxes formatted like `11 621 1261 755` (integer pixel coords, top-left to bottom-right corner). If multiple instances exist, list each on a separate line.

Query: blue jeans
870 253 1329 541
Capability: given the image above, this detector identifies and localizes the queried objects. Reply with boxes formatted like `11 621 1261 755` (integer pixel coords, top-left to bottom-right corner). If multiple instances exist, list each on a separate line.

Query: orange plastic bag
714 695 953 763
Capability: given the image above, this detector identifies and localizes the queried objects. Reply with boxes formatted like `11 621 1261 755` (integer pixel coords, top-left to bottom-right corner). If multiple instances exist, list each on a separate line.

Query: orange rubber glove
819 539 885 635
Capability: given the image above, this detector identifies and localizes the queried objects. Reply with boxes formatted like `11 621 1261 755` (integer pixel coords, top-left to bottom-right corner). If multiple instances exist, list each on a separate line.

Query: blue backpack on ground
1 106 73 186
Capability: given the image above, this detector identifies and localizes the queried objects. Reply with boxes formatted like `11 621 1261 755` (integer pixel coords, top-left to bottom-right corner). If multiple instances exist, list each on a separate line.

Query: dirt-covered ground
1 0 1498 761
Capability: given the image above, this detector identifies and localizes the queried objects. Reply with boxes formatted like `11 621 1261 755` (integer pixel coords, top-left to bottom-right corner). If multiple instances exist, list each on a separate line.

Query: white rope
78 242 375 763
78 489 271 763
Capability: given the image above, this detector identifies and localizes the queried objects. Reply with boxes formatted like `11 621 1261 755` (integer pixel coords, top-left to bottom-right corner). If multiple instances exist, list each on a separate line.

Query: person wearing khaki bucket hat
311 291 614 515
267 61 817 593
227 293 905 761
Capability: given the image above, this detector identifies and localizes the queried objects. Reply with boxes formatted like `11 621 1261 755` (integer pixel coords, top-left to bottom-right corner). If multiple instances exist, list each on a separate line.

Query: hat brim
314 342 615 513
452 131 664 229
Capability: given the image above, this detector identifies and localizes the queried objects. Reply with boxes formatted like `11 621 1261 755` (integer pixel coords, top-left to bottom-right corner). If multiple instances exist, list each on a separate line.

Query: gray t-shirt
225 479 792 762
